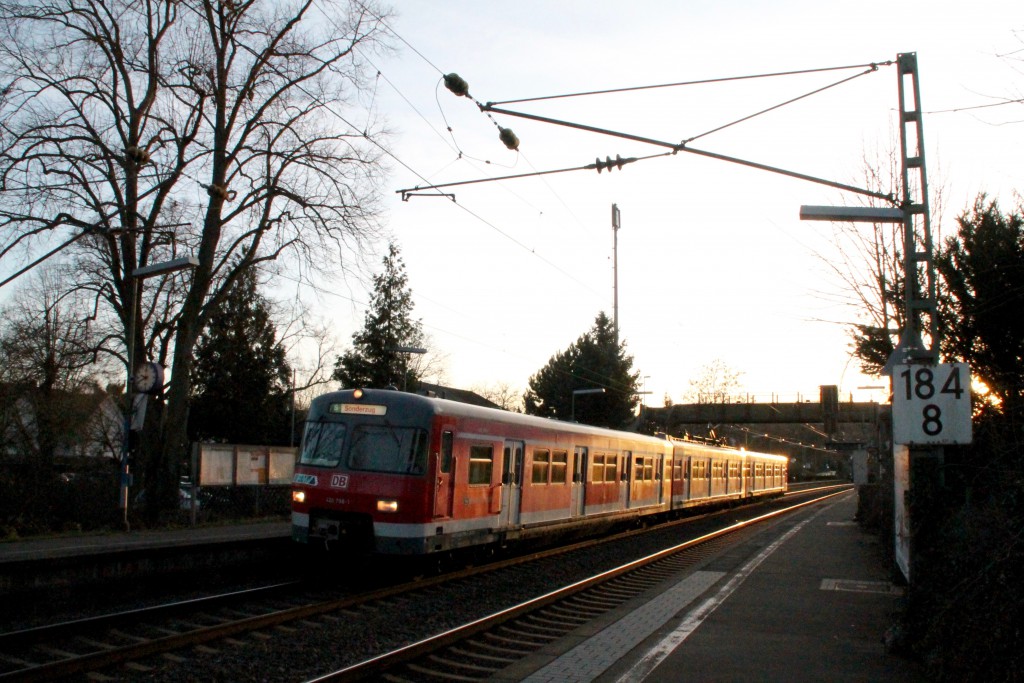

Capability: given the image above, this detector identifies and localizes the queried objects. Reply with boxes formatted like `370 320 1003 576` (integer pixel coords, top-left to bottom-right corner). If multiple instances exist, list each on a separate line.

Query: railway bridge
643 385 889 479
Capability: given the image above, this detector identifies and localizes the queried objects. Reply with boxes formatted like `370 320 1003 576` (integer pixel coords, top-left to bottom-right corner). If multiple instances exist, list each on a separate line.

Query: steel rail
0 486 847 681
305 488 851 682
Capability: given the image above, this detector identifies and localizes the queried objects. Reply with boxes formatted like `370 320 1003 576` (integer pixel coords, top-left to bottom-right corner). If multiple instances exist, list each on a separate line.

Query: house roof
415 382 503 410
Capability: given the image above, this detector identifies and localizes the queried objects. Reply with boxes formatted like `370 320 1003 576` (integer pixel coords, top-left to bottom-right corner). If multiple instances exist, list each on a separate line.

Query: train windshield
299 421 347 467
348 424 428 475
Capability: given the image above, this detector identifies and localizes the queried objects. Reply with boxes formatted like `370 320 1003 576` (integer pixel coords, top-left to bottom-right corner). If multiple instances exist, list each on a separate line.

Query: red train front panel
291 389 441 554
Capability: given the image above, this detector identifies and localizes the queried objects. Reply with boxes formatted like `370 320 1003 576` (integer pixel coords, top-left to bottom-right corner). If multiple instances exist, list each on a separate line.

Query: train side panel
521 444 574 525
292 390 787 556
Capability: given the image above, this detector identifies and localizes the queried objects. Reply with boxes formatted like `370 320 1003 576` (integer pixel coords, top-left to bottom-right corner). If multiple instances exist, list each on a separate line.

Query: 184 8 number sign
893 363 972 445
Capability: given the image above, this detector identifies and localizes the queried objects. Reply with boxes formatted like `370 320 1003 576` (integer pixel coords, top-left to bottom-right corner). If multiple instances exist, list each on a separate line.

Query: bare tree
684 359 744 404
0 268 108 394
472 382 524 412
0 268 112 496
0 0 391 516
813 137 946 375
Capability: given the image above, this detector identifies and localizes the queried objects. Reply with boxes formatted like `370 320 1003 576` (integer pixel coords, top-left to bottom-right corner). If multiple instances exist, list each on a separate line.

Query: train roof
310 387 667 446
310 388 787 461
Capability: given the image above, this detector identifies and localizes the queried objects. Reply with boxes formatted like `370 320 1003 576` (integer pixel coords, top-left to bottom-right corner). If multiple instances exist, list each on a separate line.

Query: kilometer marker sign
892 363 972 445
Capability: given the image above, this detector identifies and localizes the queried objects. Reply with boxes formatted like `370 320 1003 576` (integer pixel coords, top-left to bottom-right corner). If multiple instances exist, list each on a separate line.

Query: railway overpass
642 386 889 480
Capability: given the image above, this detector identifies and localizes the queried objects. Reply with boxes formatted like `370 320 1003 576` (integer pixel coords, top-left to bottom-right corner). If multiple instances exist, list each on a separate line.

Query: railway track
0 485 849 682
309 487 851 682
0 582 311 681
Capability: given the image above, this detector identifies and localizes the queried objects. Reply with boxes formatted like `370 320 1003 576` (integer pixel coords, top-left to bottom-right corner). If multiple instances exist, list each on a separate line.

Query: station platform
0 520 290 565
512 490 923 683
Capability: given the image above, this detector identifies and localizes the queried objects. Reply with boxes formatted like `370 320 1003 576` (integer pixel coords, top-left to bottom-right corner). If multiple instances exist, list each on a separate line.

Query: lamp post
119 256 198 531
640 375 651 430
612 203 621 344
387 346 427 391
571 388 605 423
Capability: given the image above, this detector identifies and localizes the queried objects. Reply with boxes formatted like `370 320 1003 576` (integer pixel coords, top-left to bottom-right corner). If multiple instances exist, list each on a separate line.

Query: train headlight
376 499 399 513
292 490 306 504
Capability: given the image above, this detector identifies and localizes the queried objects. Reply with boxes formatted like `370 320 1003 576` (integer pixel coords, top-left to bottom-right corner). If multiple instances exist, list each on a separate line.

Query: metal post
894 52 941 584
571 388 606 422
612 204 621 344
388 346 427 391
896 53 938 363
640 375 650 431
117 255 198 531
118 277 139 531
290 368 296 446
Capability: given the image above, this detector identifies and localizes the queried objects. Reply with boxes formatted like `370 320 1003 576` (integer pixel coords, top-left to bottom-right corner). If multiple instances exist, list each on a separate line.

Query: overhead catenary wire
396 152 671 199
389 58 899 203
683 65 884 145
300 38 898 398
475 77 898 204
234 8 627 393
315 8 600 290
925 97 1024 115
485 60 895 106
290 69 608 299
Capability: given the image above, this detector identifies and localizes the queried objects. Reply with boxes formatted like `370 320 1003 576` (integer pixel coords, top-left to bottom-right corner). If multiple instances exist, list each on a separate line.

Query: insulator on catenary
594 154 631 173
498 127 519 151
443 73 470 97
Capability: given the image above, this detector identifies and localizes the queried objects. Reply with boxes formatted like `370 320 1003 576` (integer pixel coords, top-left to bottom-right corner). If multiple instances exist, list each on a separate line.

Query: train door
499 440 524 527
681 455 691 502
657 454 666 504
620 450 631 509
624 451 635 508
571 446 587 517
433 430 455 518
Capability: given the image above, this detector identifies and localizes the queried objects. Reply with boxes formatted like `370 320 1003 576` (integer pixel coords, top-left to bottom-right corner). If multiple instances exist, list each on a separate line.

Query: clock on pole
133 361 164 395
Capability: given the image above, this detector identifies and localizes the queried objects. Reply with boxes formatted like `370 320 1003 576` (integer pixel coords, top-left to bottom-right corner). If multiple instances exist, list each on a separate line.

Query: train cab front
291 388 434 554
291 469 376 553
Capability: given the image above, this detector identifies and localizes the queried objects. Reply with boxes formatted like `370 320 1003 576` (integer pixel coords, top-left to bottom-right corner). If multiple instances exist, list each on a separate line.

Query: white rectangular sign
330 402 387 416
892 363 972 445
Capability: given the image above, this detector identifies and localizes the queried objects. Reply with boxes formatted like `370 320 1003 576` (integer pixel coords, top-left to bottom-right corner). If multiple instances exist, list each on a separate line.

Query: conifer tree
332 244 426 391
189 267 291 445
525 312 639 428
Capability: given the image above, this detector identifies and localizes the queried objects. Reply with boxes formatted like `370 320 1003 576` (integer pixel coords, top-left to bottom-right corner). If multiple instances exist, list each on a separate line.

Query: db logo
330 474 349 489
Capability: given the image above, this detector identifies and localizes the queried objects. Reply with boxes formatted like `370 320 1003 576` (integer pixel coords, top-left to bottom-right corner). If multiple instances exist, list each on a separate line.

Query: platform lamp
386 346 427 392
571 388 605 423
119 255 199 531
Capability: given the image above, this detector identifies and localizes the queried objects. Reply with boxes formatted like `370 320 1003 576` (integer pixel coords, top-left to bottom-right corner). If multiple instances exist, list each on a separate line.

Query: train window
347 425 428 475
644 458 654 482
592 454 606 483
468 445 493 485
673 459 683 481
606 454 618 482
440 431 454 473
299 420 346 467
532 449 550 484
634 457 645 481
692 460 706 479
551 450 568 484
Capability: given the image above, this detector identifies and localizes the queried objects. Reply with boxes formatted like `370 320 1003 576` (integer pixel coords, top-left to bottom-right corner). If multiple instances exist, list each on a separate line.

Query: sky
4 1 1022 408
329 0 1022 407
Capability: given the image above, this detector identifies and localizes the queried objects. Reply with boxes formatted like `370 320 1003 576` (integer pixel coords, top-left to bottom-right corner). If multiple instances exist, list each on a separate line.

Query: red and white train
291 388 788 555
